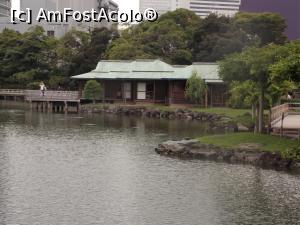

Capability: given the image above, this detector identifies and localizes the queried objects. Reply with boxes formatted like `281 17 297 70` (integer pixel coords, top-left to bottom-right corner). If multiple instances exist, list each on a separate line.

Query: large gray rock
155 139 299 173
237 123 250 132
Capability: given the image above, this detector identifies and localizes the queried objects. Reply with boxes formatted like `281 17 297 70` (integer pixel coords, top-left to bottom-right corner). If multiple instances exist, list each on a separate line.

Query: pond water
0 106 300 225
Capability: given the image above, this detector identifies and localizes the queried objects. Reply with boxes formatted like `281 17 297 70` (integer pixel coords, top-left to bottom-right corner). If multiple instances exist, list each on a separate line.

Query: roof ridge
172 65 189 68
134 59 158 62
100 60 133 63
192 62 218 65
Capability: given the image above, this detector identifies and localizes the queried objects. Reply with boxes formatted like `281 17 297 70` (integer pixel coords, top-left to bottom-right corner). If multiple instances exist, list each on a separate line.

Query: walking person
40 82 47 97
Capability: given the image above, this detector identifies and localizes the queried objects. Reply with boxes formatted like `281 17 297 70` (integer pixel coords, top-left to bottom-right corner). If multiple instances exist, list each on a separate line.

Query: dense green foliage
83 80 103 103
228 81 259 109
219 41 300 133
282 146 300 161
0 27 58 89
106 10 287 64
0 26 117 89
185 71 207 104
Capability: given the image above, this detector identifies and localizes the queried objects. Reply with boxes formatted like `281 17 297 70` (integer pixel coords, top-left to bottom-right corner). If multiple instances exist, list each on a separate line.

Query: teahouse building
72 59 227 107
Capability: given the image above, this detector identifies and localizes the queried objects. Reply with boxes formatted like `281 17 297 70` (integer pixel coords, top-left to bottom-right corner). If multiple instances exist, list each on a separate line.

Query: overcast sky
114 0 139 13
11 0 19 11
12 0 140 13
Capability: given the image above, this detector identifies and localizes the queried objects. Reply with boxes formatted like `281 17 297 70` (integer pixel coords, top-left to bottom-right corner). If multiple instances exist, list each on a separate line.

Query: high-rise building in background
0 0 118 37
0 0 10 17
140 0 241 18
240 0 300 40
188 0 241 17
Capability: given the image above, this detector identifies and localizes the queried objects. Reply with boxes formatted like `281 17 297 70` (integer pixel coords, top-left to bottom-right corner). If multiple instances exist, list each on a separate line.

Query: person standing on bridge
40 82 47 97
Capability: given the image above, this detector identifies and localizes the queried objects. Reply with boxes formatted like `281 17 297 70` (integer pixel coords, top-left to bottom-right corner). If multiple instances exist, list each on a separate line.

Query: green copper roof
72 59 223 83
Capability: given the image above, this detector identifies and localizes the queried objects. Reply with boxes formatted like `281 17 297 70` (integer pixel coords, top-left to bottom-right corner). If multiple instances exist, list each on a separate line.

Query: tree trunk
93 99 96 105
254 103 259 133
251 103 256 120
258 89 264 133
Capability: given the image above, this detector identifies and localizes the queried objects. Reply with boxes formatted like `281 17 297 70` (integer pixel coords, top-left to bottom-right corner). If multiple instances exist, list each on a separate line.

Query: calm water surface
0 106 300 225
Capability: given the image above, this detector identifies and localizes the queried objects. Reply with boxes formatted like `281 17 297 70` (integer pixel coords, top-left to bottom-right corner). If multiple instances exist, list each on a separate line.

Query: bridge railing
270 103 290 127
270 103 300 140
0 89 26 95
24 90 80 102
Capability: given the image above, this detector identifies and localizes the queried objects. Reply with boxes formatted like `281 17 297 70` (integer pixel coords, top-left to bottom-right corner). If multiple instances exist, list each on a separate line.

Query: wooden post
48 102 52 113
205 88 208 108
153 80 156 103
135 81 138 104
168 80 172 105
78 102 81 113
298 129 300 141
280 113 284 138
43 102 46 112
267 109 272 134
64 101 68 114
102 80 106 103
210 85 213 108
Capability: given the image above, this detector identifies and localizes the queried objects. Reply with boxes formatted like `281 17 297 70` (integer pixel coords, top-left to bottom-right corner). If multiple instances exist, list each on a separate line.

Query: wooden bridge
0 89 81 113
269 103 300 140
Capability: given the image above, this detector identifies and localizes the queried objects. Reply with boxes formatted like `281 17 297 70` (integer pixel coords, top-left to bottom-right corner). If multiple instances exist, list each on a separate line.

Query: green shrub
48 76 69 89
282 146 300 161
83 80 102 104
185 71 207 105
26 82 41 89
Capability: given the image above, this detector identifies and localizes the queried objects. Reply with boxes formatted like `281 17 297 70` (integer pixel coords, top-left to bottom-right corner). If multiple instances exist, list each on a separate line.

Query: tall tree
220 45 278 133
234 12 287 46
57 27 117 88
106 9 201 65
270 41 300 83
0 26 58 88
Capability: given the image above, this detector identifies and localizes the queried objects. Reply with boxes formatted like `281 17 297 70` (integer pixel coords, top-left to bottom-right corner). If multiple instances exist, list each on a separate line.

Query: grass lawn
199 133 299 153
147 105 252 118
192 107 250 118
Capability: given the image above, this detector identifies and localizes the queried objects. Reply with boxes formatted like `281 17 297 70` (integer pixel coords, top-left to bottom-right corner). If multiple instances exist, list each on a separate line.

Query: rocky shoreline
155 139 300 173
81 105 240 131
81 105 223 121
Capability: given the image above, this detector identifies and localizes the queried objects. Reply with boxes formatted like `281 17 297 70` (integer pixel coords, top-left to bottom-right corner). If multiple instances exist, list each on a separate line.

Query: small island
156 133 300 173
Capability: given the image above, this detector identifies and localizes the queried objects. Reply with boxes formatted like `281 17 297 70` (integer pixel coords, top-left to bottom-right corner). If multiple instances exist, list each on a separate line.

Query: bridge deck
272 114 300 129
0 90 80 102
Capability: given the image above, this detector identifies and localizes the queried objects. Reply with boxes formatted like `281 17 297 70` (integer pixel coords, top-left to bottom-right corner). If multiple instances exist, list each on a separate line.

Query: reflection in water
0 107 300 225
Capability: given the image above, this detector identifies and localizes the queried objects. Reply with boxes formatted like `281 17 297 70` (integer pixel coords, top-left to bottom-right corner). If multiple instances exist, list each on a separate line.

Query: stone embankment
155 139 300 173
81 105 238 131
82 105 221 120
